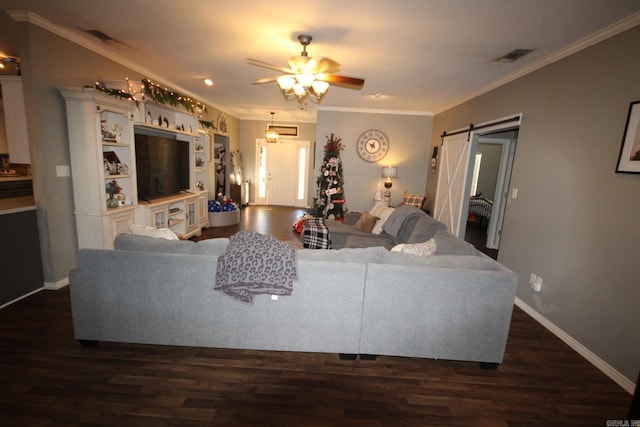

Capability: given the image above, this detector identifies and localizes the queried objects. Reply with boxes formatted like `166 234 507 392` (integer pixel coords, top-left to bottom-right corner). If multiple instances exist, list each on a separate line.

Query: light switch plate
56 165 70 177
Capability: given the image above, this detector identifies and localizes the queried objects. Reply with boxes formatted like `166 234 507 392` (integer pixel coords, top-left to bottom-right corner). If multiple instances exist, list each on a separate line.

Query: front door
255 139 310 207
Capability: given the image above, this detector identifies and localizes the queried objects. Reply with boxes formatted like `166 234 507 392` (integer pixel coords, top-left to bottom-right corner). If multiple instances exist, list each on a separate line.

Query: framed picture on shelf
214 143 225 164
616 100 640 174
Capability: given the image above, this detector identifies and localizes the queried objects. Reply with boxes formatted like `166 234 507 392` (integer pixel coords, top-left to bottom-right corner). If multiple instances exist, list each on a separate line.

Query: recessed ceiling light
373 93 383 99
204 78 214 86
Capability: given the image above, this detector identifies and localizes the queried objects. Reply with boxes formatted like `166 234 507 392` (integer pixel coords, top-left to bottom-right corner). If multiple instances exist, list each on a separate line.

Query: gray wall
316 110 433 211
475 143 502 199
14 20 236 284
19 22 145 282
426 25 640 382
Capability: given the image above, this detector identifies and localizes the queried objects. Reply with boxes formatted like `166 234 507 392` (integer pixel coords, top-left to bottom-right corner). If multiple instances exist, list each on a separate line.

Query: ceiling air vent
85 29 118 43
495 49 534 63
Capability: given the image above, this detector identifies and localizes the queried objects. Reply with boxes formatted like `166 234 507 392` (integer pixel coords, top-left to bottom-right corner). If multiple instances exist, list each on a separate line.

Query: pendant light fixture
265 112 279 143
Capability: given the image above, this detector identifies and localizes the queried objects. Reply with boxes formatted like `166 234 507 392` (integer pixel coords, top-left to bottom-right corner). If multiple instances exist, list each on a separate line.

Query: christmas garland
85 79 216 130
141 79 207 113
85 81 139 106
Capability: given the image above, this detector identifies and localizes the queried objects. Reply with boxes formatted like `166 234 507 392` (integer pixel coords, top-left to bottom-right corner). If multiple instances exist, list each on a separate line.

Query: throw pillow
129 224 179 240
401 193 426 208
371 207 395 234
369 204 386 218
353 211 379 233
391 238 437 257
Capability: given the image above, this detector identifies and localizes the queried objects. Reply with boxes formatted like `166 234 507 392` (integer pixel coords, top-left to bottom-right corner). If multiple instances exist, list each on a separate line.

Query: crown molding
437 11 640 114
6 10 229 117
316 105 433 117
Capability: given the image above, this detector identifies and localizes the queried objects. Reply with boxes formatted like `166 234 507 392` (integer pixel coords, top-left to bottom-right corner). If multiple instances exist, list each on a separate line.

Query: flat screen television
135 130 190 200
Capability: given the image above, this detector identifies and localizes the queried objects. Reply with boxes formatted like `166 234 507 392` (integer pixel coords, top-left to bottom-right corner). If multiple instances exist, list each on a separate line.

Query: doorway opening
465 130 518 259
254 139 310 207
433 115 520 259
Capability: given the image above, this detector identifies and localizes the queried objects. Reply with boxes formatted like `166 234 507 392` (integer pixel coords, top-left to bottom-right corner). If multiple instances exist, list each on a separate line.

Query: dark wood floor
191 205 308 243
0 205 632 426
465 221 499 260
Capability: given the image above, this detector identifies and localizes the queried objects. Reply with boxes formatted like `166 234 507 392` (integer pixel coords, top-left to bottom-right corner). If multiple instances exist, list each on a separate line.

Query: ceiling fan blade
251 75 285 84
288 56 341 74
317 73 365 90
246 58 294 75
314 57 341 74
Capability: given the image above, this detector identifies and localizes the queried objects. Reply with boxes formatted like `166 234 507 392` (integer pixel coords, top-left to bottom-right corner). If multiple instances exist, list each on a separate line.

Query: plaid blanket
302 217 330 249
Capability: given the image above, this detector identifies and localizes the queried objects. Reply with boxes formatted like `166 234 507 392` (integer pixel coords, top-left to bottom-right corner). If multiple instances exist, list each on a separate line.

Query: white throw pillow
369 204 386 218
129 224 179 240
391 238 437 257
371 207 395 234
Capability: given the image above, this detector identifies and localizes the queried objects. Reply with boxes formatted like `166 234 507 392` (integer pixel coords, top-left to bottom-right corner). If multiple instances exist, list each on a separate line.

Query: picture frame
615 100 640 174
217 113 228 135
213 143 225 164
268 124 299 137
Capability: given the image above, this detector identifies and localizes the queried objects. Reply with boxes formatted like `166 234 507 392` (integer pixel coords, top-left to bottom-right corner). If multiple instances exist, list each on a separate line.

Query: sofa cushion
344 234 397 250
353 211 379 233
193 238 230 256
114 233 197 254
391 238 437 257
406 215 448 244
433 230 477 255
378 251 504 270
297 246 387 263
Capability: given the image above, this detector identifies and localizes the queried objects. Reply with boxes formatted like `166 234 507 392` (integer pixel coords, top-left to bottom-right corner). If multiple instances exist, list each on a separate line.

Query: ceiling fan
247 34 365 109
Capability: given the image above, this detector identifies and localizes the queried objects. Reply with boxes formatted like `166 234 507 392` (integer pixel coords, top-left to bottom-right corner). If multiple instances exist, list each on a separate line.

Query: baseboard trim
44 277 69 290
515 297 635 394
0 287 44 310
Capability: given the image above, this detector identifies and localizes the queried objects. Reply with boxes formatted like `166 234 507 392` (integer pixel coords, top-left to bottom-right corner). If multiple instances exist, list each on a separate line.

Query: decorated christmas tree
309 133 346 220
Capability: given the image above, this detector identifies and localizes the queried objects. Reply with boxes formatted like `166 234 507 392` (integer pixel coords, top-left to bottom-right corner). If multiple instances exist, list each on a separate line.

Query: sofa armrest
343 212 361 226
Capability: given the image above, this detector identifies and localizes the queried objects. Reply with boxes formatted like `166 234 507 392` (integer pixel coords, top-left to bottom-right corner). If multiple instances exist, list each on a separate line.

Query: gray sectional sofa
69 219 518 367
326 204 446 250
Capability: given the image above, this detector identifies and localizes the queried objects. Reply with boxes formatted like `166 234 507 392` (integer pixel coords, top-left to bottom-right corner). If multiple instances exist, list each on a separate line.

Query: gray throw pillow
406 215 448 244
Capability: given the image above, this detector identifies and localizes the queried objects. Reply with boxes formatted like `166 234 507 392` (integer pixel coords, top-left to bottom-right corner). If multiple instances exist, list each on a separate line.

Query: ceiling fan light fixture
295 73 315 87
249 33 364 110
289 56 312 73
292 83 306 97
311 80 329 96
277 76 295 91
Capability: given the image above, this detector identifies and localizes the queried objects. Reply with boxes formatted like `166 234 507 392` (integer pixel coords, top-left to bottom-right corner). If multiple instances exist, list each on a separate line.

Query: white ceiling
1 0 639 122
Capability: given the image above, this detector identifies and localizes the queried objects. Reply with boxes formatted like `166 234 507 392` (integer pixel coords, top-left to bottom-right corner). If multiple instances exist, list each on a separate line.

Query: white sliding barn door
433 132 476 238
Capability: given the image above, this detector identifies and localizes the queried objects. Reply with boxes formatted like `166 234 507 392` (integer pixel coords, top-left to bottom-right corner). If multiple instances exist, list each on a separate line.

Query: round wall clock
357 129 389 162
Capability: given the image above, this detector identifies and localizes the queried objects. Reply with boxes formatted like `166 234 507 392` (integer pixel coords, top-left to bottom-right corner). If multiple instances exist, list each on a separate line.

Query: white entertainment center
60 87 211 249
